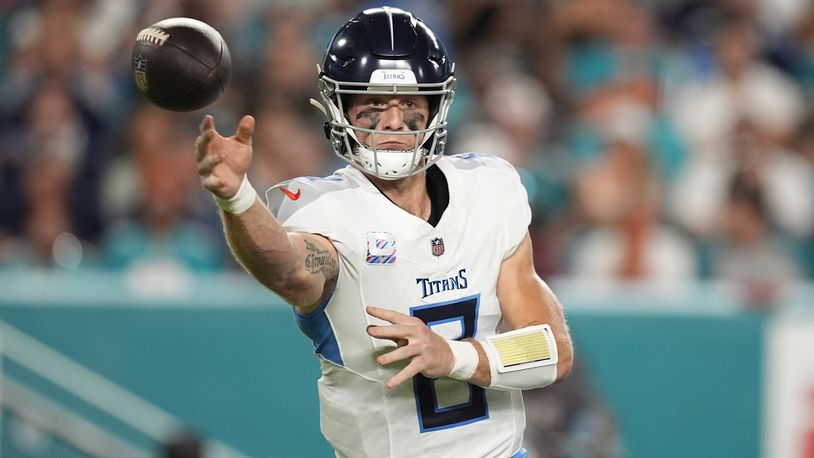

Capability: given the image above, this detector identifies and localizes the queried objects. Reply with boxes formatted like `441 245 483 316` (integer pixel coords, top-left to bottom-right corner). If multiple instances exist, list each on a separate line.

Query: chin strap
309 98 329 118
354 145 425 178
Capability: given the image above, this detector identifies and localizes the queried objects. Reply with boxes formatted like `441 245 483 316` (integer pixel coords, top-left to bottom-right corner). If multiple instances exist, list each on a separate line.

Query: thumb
234 115 255 145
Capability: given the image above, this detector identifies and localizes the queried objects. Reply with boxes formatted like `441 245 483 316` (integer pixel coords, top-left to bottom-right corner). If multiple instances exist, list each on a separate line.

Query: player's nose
378 105 407 131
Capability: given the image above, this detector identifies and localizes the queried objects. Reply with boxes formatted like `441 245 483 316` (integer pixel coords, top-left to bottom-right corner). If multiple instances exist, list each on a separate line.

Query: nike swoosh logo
280 187 301 200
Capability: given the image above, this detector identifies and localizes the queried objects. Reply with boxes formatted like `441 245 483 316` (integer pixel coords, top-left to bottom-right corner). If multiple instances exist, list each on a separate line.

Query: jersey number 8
410 295 488 432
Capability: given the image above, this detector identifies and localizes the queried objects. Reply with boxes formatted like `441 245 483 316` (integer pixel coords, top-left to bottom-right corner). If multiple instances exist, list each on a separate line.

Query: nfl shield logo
133 54 149 92
134 71 149 92
431 238 445 257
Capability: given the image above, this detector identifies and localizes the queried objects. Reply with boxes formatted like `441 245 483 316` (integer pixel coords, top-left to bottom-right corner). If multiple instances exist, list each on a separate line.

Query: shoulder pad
445 153 516 173
264 174 354 223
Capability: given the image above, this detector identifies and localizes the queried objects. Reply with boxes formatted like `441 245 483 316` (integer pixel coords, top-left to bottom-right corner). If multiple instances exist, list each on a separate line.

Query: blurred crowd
1 0 813 311
7 1 811 457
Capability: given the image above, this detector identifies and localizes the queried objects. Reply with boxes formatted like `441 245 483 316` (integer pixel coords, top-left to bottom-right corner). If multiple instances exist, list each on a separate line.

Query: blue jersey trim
511 448 529 458
417 402 489 433
293 288 342 366
412 293 481 317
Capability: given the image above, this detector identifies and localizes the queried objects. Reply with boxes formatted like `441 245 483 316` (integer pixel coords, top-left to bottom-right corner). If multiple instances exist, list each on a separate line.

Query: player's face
346 94 430 150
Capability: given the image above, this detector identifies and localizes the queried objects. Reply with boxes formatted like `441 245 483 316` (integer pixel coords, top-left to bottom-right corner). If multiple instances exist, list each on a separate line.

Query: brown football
131 17 231 111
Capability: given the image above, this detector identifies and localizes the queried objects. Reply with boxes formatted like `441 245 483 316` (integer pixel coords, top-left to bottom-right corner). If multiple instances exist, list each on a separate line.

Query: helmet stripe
385 6 395 51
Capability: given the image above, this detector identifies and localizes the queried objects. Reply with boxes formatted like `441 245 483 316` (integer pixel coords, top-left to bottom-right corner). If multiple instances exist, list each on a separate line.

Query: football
131 17 231 111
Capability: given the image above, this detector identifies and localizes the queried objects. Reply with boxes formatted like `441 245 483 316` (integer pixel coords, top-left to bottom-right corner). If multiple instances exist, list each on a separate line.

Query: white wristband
213 175 258 214
447 340 479 381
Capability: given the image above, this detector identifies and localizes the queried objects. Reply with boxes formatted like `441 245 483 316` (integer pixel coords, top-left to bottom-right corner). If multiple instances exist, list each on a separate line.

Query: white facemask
354 145 426 178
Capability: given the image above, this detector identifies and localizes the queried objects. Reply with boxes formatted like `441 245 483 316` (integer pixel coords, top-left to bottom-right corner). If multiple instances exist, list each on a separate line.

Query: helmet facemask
315 68 455 180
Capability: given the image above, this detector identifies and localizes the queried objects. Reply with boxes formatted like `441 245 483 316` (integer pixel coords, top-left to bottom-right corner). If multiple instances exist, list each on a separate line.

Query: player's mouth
372 141 413 150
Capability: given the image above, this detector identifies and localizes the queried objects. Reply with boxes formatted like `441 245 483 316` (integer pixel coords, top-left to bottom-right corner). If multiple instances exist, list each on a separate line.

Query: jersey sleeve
496 160 532 260
447 153 532 259
264 177 338 240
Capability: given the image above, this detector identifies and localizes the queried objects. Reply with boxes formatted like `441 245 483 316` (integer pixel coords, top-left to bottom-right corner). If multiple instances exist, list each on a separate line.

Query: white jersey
266 154 532 458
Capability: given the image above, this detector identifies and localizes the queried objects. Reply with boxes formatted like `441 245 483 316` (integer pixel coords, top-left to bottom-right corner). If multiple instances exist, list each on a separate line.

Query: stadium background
1 0 813 457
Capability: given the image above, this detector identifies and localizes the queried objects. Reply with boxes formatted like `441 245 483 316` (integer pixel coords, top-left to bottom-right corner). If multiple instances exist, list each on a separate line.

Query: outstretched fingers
367 324 408 347
367 306 413 325
199 114 214 132
195 118 217 161
376 344 418 366
201 174 224 192
366 305 447 389
197 153 222 176
233 115 255 145
367 324 412 340
386 361 422 389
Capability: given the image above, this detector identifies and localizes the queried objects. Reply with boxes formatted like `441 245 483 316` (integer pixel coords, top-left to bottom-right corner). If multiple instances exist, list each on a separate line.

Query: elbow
252 264 294 293
272 270 316 306
248 264 308 305
274 268 333 312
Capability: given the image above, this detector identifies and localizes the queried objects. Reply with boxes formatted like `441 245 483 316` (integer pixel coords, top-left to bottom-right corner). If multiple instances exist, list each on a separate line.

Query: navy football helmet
312 6 455 179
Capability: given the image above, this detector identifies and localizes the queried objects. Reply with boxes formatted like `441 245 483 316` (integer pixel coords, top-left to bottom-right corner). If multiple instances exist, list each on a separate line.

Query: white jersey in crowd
266 153 532 458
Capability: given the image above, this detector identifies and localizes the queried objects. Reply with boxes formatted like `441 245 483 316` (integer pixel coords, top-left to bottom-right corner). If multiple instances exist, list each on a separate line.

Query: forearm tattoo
304 239 336 276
